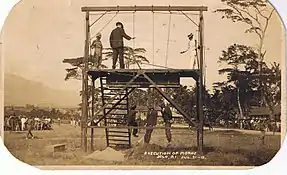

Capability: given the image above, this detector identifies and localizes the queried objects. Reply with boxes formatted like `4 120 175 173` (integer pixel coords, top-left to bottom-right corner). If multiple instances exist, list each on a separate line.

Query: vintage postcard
0 0 285 170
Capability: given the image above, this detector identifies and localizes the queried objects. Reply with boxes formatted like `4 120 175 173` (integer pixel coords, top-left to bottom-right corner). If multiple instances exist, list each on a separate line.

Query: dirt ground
3 123 281 166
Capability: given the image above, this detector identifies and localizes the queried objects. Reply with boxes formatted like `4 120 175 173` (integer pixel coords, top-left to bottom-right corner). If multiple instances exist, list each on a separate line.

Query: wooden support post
196 80 200 152
91 79 95 152
99 77 109 147
126 88 132 147
197 11 204 154
82 11 90 152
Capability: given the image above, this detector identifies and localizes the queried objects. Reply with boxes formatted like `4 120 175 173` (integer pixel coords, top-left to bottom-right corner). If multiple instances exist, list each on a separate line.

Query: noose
165 12 172 67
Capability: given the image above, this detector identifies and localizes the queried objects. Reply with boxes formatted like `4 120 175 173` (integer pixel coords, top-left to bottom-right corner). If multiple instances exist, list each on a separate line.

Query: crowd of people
70 118 81 127
4 114 53 132
218 118 281 132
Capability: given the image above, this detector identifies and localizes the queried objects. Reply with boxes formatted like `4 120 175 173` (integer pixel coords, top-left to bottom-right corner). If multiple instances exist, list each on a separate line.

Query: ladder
100 77 131 148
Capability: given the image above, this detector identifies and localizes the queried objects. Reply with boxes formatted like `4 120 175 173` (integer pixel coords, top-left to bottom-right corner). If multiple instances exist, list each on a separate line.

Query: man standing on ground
144 107 158 144
21 116 26 131
26 116 34 139
57 117 61 126
126 105 139 137
159 103 173 146
109 22 135 69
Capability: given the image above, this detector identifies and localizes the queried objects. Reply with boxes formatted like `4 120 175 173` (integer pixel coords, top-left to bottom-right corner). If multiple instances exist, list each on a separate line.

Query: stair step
108 113 127 115
105 102 127 105
105 107 127 110
106 122 126 125
103 97 128 100
103 87 127 90
108 143 130 147
106 117 126 120
105 104 127 107
105 93 127 95
108 130 129 134
108 135 130 138
108 139 130 142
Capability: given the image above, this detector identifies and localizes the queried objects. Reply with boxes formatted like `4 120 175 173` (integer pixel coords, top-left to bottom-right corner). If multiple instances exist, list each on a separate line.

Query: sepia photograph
0 0 285 168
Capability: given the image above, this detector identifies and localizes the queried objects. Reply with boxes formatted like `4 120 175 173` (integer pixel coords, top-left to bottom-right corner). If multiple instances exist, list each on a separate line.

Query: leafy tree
215 0 275 106
129 88 148 107
146 88 164 108
212 82 240 121
217 44 259 119
260 62 281 118
63 56 108 81
214 43 281 122
62 55 107 119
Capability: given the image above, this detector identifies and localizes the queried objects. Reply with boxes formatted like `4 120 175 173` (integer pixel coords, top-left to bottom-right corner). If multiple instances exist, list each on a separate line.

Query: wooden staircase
100 77 131 148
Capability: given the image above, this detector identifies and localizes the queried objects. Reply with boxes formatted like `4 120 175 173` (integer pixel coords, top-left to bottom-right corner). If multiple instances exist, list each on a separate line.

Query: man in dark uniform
109 22 135 69
144 107 158 144
126 105 138 137
160 103 173 146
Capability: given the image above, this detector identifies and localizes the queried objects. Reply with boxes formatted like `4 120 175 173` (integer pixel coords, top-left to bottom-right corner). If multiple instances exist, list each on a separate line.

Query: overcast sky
1 0 284 92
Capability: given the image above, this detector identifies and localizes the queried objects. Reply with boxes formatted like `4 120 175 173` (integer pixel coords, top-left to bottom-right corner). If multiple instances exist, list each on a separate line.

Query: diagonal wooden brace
86 73 140 124
142 73 198 127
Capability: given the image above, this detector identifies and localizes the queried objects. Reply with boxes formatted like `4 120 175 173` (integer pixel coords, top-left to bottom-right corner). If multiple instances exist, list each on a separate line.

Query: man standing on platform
159 103 173 146
91 32 103 69
109 22 135 69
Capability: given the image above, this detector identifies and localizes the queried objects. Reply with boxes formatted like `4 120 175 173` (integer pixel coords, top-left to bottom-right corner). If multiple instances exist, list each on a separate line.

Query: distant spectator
26 116 34 139
21 116 26 131
57 118 61 126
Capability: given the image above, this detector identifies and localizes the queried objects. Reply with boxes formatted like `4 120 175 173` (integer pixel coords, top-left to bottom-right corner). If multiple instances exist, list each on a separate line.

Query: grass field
3 123 281 167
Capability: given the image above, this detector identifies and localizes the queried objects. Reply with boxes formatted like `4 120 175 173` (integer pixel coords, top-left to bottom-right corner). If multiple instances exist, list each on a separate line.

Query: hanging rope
131 10 141 70
202 15 206 86
90 12 119 40
165 12 172 67
132 11 136 50
152 11 155 69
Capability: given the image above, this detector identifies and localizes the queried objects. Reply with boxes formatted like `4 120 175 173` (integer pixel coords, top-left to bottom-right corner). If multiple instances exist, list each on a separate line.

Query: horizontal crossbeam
88 125 196 130
82 6 208 12
88 69 200 80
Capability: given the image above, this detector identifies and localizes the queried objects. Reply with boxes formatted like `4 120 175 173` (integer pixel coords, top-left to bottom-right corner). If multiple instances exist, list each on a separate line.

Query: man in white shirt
21 116 27 131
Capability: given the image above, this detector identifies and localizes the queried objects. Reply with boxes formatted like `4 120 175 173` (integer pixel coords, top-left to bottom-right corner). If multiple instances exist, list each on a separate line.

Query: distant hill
4 74 80 108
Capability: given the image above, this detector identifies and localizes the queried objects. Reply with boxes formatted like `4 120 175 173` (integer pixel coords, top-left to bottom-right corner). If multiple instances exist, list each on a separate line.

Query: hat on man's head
116 22 123 27
96 32 102 37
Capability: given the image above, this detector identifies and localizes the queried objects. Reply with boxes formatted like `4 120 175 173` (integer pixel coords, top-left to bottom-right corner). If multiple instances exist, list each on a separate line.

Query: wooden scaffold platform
80 5 207 154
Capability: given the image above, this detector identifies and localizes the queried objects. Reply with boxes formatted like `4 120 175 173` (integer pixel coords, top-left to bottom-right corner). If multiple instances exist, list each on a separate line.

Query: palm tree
62 55 108 81
103 46 149 69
